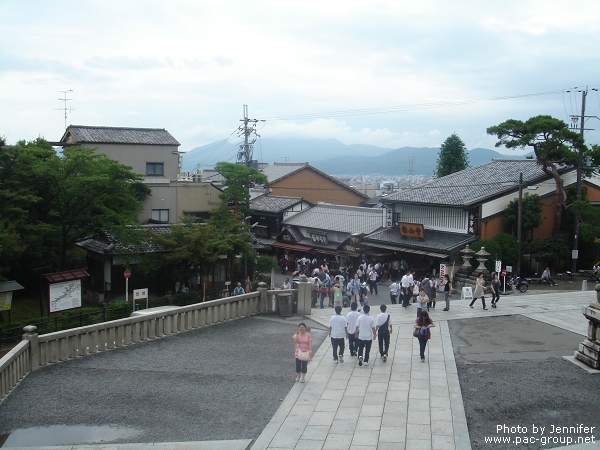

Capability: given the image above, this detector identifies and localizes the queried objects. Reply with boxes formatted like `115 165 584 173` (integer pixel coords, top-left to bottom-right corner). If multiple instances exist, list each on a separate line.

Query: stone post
474 247 490 273
460 244 475 269
296 275 312 316
574 284 600 369
22 325 39 371
257 282 268 313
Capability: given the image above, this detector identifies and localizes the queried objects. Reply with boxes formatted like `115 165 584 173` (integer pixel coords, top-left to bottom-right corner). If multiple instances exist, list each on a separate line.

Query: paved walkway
252 291 595 450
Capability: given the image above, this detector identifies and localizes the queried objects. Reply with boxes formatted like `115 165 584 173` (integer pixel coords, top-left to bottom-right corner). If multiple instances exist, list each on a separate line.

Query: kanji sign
133 288 148 299
398 222 424 239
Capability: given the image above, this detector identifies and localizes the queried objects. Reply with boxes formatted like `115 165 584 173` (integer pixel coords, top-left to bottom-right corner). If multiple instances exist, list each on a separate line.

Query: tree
0 139 150 273
503 193 543 240
141 218 217 289
532 235 570 269
487 115 585 236
214 162 268 215
434 133 469 178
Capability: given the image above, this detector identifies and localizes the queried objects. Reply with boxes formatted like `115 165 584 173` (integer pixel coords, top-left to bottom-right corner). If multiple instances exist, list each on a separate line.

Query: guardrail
0 340 30 400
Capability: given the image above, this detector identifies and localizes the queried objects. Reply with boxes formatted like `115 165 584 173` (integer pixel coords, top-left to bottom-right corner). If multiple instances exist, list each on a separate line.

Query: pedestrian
355 304 376 366
245 276 251 293
542 266 556 286
346 302 361 357
414 310 435 363
490 273 500 308
368 268 378 295
293 323 312 383
233 282 245 296
441 274 452 311
469 272 487 310
416 289 429 318
359 282 370 307
329 305 347 363
412 279 420 303
331 281 344 308
347 273 361 304
401 272 411 308
318 279 329 309
280 278 291 289
389 279 400 304
375 304 392 362
422 274 433 309
429 275 438 309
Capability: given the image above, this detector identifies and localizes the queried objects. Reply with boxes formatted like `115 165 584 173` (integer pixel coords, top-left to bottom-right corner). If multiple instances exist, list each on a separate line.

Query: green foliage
255 254 278 274
503 193 543 239
532 235 571 267
0 139 150 276
214 162 269 215
492 233 519 267
435 134 469 178
562 186 600 267
487 115 584 236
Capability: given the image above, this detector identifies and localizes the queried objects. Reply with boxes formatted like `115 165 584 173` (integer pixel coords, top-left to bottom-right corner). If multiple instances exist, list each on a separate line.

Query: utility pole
237 104 260 167
517 172 523 276
55 90 74 130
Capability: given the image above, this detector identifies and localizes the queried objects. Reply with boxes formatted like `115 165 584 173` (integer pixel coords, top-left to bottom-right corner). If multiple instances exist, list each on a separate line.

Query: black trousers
390 293 398 304
378 330 390 356
418 337 428 359
401 291 410 307
331 337 345 360
295 358 308 374
469 296 486 309
357 339 372 362
348 333 358 355
368 279 378 295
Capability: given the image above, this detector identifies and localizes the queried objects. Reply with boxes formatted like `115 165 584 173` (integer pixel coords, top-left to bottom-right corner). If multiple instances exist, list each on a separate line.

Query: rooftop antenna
407 156 415 185
55 90 74 130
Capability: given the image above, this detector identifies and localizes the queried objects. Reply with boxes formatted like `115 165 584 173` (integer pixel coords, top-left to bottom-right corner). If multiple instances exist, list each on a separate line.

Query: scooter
507 276 529 293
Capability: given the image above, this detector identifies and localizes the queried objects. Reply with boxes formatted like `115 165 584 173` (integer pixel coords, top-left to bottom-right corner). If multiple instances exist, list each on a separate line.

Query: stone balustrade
0 340 30 400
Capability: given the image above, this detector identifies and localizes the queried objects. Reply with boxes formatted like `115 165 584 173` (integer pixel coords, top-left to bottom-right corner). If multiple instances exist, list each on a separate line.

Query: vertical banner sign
495 260 502 274
385 208 393 227
439 264 446 281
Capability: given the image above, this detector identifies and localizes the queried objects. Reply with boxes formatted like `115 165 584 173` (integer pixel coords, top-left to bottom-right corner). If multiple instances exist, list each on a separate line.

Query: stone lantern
460 244 475 269
474 247 490 273
574 284 600 369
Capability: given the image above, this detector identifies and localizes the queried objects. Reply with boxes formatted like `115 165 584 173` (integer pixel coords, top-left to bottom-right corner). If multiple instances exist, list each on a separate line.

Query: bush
492 233 519 268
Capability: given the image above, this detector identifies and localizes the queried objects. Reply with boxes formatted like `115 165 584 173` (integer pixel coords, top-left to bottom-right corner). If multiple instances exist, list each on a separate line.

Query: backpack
379 314 390 333
318 282 328 294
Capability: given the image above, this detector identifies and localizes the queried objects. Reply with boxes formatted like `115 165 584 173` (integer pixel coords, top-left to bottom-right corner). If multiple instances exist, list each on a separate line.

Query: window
151 209 169 223
146 163 164 176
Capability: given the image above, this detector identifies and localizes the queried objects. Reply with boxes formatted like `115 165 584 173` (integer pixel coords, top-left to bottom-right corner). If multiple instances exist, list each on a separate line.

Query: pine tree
435 133 469 178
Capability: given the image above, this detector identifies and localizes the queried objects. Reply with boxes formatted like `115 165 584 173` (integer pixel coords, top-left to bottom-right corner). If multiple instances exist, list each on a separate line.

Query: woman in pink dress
293 323 313 383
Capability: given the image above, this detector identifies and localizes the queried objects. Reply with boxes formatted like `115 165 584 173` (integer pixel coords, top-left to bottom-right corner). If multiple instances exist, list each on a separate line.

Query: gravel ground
450 315 600 450
0 316 327 446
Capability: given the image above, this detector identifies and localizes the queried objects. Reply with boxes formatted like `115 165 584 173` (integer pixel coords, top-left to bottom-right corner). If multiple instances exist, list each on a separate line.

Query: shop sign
343 244 360 253
398 222 424 239
282 234 292 241
309 233 328 245
386 208 393 227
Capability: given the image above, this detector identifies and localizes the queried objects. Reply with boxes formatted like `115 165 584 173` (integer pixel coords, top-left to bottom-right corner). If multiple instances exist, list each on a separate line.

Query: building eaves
364 227 477 253
60 125 180 146
250 194 305 213
283 203 384 235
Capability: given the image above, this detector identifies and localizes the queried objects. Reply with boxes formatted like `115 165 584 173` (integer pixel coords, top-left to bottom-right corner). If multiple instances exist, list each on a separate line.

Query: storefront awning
272 242 314 252
361 242 448 259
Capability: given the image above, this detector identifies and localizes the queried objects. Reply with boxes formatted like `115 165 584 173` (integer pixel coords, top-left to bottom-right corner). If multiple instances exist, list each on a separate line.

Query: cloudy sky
1 0 599 158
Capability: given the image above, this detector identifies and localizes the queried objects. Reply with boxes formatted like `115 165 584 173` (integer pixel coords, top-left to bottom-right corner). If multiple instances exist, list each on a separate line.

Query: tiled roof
283 203 384 234
76 225 172 255
260 163 308 183
381 159 570 207
363 228 477 257
0 281 25 293
62 126 180 146
251 195 305 213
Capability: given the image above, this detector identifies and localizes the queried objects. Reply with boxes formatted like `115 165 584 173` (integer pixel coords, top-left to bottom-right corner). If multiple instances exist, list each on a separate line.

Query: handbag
297 348 311 361
413 328 420 338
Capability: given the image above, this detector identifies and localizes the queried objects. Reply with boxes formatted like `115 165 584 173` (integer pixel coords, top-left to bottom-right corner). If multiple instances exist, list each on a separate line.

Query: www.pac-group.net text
484 424 596 446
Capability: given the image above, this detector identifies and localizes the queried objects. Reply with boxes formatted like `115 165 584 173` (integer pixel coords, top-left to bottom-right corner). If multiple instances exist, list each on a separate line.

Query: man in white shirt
368 268 378 295
329 306 348 363
389 279 400 304
401 273 411 308
542 266 556 286
346 302 361 357
347 274 361 304
280 278 291 289
355 304 376 366
376 304 392 362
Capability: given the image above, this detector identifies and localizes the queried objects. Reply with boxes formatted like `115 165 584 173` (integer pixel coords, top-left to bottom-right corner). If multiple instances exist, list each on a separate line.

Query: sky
1 0 600 159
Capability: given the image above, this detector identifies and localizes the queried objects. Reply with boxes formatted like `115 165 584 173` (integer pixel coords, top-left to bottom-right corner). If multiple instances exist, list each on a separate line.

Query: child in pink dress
293 323 313 383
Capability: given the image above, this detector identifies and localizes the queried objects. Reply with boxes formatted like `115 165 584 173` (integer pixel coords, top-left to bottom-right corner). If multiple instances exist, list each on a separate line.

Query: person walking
245 276 251 293
233 282 245 296
359 282 370 307
470 272 487 310
329 305 347 364
368 268 378 295
442 274 452 311
355 305 376 366
331 281 344 308
347 274 361 305
346 302 361 357
490 273 500 308
293 323 312 383
401 272 411 308
414 311 435 363
428 275 438 309
389 279 400 304
375 304 392 362
542 266 557 286
416 288 429 318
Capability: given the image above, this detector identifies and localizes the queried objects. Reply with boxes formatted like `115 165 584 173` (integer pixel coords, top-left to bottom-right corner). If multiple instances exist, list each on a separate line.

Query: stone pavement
252 291 595 450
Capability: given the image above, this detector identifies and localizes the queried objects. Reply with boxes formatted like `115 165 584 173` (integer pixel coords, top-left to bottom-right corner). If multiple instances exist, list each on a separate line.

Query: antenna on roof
407 156 415 185
55 90 74 130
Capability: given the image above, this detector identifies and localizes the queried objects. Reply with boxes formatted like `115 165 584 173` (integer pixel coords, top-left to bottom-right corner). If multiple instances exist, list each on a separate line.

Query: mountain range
182 138 529 176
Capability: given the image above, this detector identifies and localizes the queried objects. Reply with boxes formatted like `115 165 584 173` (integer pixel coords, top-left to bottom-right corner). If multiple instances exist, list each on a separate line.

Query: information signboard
49 279 82 313
462 286 473 301
0 292 13 311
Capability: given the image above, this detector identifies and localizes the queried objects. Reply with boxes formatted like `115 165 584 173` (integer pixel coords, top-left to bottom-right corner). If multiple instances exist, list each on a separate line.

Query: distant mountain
182 138 529 175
